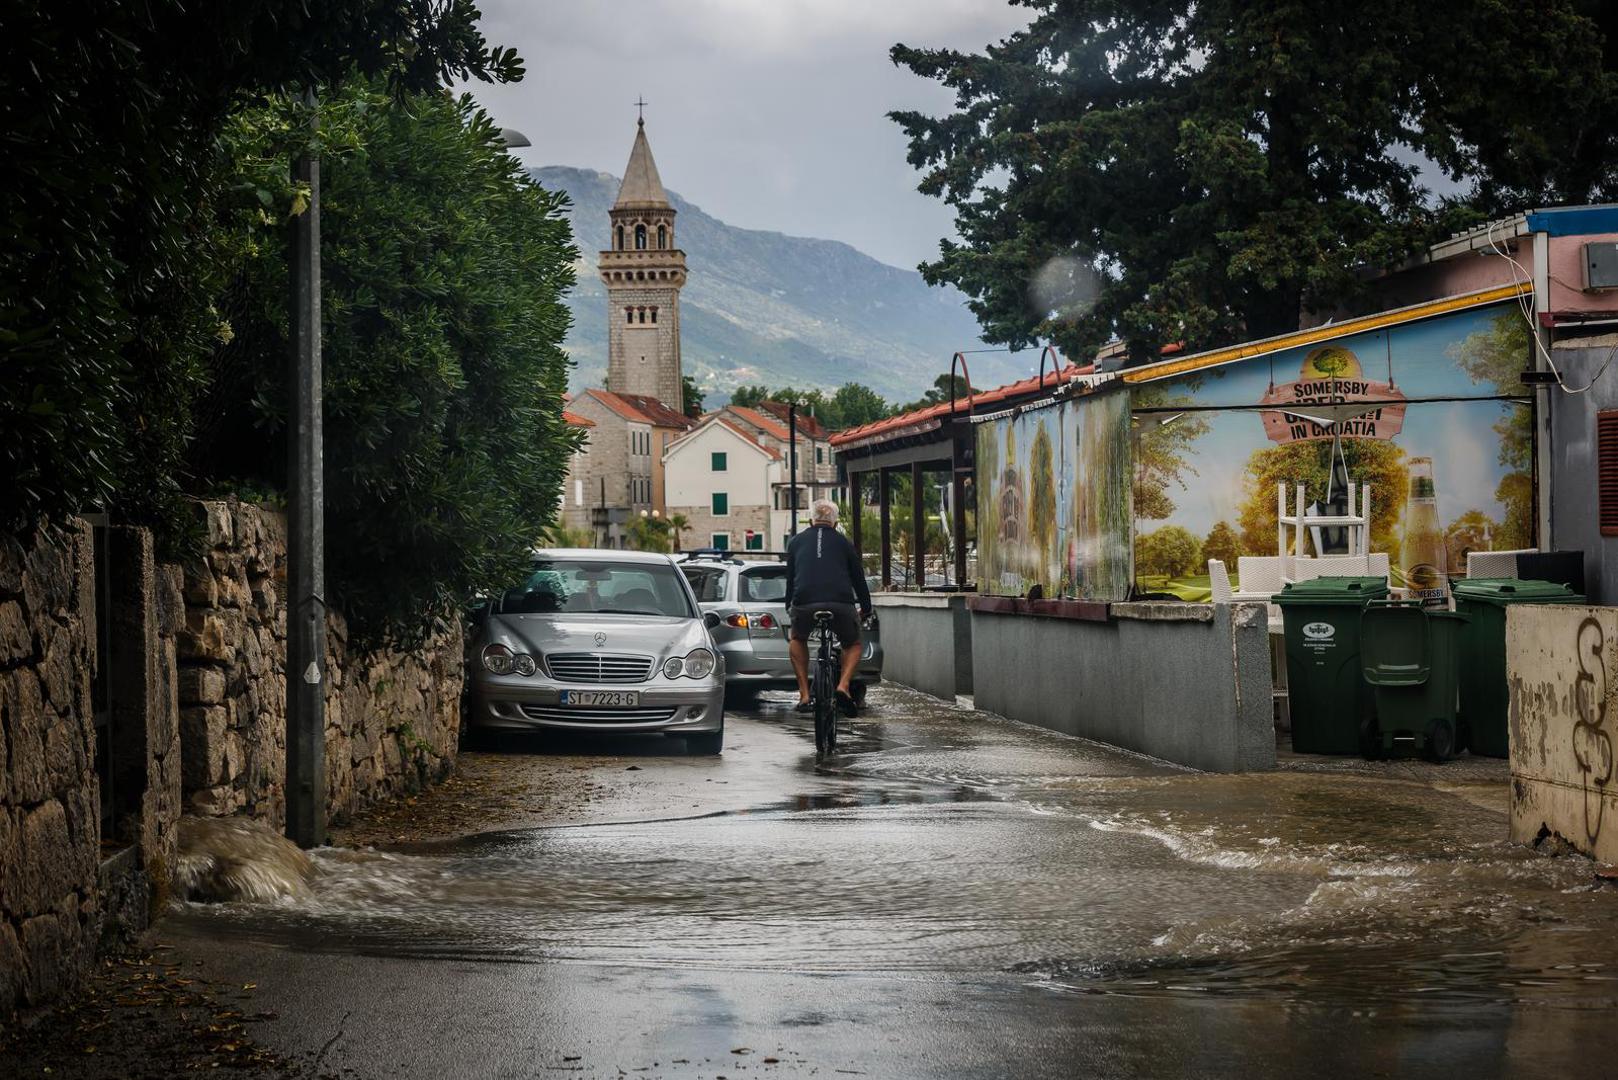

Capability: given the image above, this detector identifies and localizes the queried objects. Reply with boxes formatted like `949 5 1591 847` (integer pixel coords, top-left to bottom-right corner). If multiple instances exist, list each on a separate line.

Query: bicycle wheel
812 654 833 754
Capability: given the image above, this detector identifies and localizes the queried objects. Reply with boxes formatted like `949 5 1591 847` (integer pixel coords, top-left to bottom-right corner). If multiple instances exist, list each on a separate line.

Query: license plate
560 690 640 707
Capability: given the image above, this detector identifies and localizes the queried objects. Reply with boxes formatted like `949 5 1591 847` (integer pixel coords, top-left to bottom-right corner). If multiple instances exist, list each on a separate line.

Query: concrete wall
1549 336 1618 604
969 600 1275 772
1507 603 1618 862
872 594 972 699
0 522 99 1014
177 500 463 830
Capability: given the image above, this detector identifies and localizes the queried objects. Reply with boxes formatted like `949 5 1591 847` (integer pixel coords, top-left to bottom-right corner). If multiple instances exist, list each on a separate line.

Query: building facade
561 389 693 547
664 416 784 552
600 118 686 407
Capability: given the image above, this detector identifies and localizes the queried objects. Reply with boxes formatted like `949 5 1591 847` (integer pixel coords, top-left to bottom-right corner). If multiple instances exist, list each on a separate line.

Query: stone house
560 389 694 547
664 415 784 552
720 405 841 546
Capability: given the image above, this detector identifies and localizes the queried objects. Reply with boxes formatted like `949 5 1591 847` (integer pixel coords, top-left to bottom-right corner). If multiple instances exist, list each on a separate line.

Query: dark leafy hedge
0 1 517 538
196 84 580 646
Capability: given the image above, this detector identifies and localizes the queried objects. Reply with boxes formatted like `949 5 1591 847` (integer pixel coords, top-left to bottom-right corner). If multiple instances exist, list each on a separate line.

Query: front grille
544 653 653 683
519 703 678 724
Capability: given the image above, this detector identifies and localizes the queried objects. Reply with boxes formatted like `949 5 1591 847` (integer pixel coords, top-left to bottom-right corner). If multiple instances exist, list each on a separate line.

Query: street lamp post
286 89 326 849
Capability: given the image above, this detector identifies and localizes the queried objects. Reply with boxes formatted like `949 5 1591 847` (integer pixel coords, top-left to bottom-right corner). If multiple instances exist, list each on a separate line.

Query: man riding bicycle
786 499 872 717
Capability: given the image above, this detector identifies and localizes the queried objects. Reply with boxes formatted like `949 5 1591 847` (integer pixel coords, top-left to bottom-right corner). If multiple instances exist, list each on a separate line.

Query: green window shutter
746 532 763 550
712 492 728 515
711 533 730 551
711 451 727 471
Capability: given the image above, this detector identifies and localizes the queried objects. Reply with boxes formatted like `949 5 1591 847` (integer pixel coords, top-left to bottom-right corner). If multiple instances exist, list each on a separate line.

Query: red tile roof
671 415 783 460
758 400 830 439
723 405 792 442
829 363 1095 448
562 410 595 428
581 388 695 429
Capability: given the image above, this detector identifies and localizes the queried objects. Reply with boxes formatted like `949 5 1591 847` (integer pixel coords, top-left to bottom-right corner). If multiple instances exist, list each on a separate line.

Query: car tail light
750 612 778 630
724 613 749 628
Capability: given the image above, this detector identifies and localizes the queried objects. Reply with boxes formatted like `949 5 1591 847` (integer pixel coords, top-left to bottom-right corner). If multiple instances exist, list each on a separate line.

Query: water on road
165 685 1618 1078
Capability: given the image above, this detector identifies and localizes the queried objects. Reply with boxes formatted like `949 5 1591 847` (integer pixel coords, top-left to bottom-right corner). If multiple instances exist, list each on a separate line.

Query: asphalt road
159 686 1618 1079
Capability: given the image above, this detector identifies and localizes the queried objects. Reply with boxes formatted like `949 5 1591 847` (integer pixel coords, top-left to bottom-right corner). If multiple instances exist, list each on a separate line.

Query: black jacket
785 525 872 612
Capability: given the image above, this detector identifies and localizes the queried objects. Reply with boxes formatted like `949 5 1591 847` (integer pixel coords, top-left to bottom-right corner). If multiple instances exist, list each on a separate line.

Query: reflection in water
173 686 1618 1013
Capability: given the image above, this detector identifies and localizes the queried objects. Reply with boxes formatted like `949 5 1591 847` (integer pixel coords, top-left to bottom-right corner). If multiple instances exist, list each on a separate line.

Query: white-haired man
785 499 872 715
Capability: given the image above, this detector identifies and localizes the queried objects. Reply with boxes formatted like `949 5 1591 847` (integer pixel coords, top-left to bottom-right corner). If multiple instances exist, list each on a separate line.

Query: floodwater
165 686 1618 1079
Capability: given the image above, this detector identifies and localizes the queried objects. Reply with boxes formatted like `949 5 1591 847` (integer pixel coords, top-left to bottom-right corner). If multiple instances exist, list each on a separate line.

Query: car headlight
681 647 716 679
662 656 684 679
482 643 515 675
512 653 538 677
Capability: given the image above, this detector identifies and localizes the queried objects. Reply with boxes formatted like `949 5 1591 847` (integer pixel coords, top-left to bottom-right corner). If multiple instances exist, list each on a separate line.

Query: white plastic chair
1292 554 1370 582
1236 556 1285 597
1466 548 1536 579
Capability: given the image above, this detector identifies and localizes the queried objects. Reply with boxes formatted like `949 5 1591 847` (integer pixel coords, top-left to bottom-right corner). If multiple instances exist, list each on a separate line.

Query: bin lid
1273 576 1391 605
1452 578 1585 606
1361 603 1430 685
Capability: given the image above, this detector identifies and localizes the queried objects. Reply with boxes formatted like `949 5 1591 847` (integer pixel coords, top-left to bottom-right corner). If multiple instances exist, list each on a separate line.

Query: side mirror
703 612 721 630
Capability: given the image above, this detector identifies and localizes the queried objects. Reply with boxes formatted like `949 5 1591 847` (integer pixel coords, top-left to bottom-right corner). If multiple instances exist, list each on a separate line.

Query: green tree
729 385 771 409
1 1 519 538
196 82 578 644
1136 526 1203 578
1202 521 1243 568
682 375 706 418
627 515 672 553
829 383 891 429
890 2 1617 362
667 513 693 553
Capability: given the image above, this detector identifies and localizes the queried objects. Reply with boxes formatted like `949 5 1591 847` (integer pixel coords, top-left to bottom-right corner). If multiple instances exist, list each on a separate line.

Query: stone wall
175 500 462 831
0 522 99 1012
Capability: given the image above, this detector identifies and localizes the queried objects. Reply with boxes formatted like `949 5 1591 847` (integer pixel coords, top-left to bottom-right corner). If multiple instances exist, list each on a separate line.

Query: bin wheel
1358 715 1382 761
1424 718 1456 763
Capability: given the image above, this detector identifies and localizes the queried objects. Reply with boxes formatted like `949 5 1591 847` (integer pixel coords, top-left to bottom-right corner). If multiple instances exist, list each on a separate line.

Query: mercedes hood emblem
594 631 608 646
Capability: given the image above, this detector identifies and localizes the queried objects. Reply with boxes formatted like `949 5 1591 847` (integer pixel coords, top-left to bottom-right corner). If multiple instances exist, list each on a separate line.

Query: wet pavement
159 686 1618 1079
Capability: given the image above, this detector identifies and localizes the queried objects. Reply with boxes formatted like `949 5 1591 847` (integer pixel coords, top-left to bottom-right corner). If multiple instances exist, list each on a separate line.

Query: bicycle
809 610 840 755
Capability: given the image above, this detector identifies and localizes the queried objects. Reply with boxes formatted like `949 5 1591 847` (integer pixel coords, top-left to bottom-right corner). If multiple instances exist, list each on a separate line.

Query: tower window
638 307 647 324
635 224 647 250
651 307 658 324
625 308 634 325
657 225 667 249
616 225 625 251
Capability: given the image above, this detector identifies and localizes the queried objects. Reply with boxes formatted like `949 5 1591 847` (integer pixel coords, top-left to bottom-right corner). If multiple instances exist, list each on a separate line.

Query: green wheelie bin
1274 577 1389 755
1452 578 1585 757
1359 600 1467 761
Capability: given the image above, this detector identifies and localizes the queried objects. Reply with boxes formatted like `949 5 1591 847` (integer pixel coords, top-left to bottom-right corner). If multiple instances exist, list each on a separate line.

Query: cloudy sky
460 1 1030 270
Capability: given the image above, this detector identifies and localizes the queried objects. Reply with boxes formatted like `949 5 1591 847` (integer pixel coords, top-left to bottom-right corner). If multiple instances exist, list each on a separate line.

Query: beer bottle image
1400 457 1448 606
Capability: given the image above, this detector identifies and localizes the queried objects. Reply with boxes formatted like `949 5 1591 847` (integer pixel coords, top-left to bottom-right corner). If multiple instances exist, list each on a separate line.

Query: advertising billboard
1131 303 1533 601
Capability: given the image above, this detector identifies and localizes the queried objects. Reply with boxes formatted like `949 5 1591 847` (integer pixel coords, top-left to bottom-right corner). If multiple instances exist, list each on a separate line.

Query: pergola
830 351 1086 591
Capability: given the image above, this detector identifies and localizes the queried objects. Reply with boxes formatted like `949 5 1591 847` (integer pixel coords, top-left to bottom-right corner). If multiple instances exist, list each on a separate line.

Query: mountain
531 166 1030 405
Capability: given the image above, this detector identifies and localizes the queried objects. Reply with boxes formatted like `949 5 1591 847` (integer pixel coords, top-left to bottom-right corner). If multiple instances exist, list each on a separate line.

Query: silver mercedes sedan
467 549 727 753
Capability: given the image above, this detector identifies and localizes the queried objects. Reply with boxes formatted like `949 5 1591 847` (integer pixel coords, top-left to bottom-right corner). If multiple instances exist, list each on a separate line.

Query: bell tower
601 113 686 408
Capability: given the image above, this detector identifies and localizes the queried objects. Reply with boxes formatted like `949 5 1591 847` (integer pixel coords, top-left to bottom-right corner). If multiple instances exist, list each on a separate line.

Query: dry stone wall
175 500 462 830
0 522 99 1011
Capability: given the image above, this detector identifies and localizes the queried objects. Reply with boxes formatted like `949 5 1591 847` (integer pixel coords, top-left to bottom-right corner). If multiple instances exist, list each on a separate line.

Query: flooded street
162 686 1618 1079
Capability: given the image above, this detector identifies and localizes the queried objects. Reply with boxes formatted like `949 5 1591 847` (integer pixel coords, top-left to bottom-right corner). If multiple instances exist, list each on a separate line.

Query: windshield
739 567 787 603
500 559 695 618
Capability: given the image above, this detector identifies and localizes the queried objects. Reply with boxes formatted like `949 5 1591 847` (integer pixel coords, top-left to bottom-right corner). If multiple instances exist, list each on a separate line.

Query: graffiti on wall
975 391 1132 600
1573 617 1615 845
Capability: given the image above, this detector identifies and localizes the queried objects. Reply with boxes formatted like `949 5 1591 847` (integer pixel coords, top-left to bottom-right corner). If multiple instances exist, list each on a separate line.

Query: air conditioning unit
1583 241 1618 291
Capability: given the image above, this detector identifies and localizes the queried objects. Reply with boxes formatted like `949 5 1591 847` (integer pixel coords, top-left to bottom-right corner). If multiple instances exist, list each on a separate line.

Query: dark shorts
790 602 861 646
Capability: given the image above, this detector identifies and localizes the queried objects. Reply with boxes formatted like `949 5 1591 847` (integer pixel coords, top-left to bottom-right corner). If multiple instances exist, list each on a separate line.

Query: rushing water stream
172 687 1618 1015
